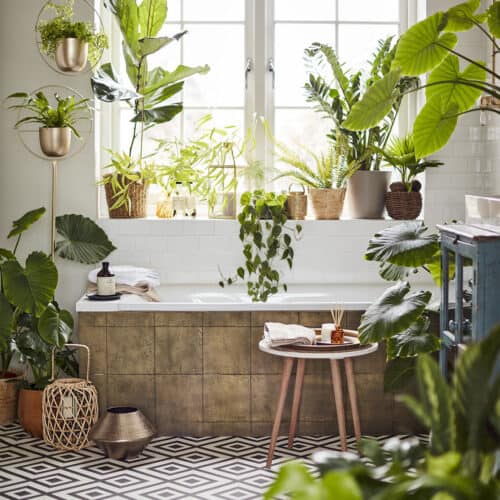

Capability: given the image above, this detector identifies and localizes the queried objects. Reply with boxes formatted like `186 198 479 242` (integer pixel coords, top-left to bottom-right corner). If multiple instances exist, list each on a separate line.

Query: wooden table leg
266 357 294 467
330 359 347 451
288 359 305 448
344 358 361 442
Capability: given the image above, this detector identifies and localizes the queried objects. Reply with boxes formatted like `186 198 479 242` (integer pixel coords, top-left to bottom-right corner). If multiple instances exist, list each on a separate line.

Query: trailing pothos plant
0 208 115 388
219 191 302 302
265 331 500 499
343 0 500 158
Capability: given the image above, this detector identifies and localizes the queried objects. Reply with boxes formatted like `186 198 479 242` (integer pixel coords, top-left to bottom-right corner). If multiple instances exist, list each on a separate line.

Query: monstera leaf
91 63 141 103
7 207 45 239
359 281 432 343
2 252 57 317
365 222 439 268
55 214 116 264
392 12 458 76
38 304 73 348
0 293 13 351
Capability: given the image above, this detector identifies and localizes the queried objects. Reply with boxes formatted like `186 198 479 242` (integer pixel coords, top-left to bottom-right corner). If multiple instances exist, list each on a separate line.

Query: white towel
263 322 317 347
88 265 160 288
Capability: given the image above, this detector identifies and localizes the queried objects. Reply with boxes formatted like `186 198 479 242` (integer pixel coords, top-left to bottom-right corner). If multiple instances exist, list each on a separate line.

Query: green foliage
7 91 89 137
37 0 108 66
219 190 302 302
304 37 419 171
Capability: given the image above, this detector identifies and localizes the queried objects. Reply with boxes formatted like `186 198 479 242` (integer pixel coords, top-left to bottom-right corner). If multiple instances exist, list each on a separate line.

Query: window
98 0 421 213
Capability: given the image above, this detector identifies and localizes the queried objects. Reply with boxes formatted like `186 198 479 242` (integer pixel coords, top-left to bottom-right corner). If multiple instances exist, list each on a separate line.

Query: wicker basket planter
0 372 22 425
286 185 307 220
103 174 148 218
386 191 422 220
309 187 346 220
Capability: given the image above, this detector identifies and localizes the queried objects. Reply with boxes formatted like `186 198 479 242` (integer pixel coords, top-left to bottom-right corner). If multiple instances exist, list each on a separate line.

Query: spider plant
7 91 89 137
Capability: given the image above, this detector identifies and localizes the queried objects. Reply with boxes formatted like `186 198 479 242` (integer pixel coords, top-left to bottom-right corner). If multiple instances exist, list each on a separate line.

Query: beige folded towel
263 322 316 347
87 281 160 302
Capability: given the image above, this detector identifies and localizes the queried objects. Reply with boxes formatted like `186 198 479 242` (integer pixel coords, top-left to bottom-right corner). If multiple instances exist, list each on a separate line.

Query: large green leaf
378 262 410 282
365 222 439 268
393 12 458 76
144 81 184 108
444 0 481 32
7 207 46 239
131 103 183 123
384 357 416 392
2 252 57 317
138 0 167 38
38 304 73 348
359 281 432 343
143 64 210 95
427 250 456 287
138 32 185 57
343 69 401 130
55 214 116 265
107 0 140 57
487 1 500 37
91 63 141 103
0 249 15 262
427 55 487 112
0 293 13 351
387 317 440 359
413 96 459 158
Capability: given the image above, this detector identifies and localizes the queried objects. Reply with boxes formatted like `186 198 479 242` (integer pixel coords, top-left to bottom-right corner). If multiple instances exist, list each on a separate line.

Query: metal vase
55 38 89 72
90 406 155 461
346 170 391 219
39 127 71 157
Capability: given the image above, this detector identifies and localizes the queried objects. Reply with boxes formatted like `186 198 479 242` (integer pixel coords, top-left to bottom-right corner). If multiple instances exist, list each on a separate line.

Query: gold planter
55 38 89 72
39 127 71 157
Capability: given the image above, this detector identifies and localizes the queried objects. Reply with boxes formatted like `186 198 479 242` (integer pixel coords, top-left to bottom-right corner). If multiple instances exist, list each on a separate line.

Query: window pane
275 24 334 107
338 24 399 72
165 0 181 22
338 0 399 22
275 0 335 21
183 24 244 107
183 109 245 140
183 0 245 21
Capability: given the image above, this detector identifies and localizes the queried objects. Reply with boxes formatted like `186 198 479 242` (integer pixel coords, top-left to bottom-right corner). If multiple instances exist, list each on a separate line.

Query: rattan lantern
42 344 98 451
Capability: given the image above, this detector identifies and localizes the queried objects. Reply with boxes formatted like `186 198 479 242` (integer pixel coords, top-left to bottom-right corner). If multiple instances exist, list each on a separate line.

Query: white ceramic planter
346 170 391 219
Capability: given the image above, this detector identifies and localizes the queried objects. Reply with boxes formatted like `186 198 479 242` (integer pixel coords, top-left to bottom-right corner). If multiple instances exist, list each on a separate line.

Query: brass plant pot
90 406 155 461
39 127 71 157
55 38 89 72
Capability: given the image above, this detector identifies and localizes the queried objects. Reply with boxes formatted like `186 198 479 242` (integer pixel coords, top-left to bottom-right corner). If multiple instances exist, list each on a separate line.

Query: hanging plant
219 190 302 302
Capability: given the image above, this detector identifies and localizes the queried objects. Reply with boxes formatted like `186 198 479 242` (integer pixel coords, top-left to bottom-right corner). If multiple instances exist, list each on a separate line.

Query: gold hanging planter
39 127 72 157
55 38 89 72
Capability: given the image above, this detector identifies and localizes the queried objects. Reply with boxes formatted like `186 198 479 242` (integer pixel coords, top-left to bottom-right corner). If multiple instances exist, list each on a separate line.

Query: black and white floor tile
0 424 424 499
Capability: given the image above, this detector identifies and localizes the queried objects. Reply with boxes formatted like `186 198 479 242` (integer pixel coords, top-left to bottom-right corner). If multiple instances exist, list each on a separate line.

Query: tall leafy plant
304 37 419 171
344 0 500 158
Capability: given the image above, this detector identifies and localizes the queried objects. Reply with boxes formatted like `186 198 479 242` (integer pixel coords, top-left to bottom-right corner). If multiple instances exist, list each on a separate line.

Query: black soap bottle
97 262 116 296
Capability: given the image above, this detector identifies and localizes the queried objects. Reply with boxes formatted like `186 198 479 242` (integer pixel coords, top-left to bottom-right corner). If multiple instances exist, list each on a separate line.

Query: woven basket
386 191 422 220
43 344 98 451
104 174 148 218
0 372 22 424
309 187 346 220
286 185 307 220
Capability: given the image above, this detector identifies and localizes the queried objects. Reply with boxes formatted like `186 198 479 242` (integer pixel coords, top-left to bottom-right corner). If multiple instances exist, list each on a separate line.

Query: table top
258 339 378 360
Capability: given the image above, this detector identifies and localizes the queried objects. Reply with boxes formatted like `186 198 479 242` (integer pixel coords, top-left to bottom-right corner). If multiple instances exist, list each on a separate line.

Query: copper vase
55 38 89 72
90 407 155 460
39 127 71 157
18 388 43 438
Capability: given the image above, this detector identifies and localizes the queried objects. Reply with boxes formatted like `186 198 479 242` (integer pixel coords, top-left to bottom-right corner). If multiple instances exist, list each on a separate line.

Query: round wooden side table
259 337 378 467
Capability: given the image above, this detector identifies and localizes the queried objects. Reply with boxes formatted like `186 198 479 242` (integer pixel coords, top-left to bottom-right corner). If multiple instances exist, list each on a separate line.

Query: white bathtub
76 283 430 312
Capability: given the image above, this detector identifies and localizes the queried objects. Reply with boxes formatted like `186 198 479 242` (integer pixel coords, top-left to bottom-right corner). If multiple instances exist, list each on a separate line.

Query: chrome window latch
245 57 253 89
268 57 275 89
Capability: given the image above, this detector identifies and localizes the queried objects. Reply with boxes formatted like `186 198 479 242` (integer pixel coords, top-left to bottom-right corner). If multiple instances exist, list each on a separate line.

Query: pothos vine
219 190 302 302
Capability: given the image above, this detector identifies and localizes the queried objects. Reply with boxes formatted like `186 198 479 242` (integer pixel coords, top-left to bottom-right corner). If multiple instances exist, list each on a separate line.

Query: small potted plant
7 91 89 157
37 0 108 72
381 134 442 220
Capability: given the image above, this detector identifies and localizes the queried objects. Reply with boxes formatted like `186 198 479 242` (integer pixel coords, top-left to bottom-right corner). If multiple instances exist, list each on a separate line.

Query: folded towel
87 282 160 302
263 322 317 347
88 265 160 288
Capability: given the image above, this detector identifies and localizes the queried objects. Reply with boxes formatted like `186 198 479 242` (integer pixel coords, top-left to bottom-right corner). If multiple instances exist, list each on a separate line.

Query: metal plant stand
437 223 500 376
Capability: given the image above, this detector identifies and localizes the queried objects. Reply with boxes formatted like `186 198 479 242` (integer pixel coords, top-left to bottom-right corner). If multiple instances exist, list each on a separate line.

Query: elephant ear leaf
55 214 116 265
91 63 141 103
2 251 57 317
444 0 481 32
359 281 432 343
386 316 440 358
8 207 46 239
0 293 13 351
38 304 73 348
488 1 500 37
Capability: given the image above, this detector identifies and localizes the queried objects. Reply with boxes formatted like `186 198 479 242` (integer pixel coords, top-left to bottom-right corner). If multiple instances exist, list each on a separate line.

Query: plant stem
13 234 21 255
129 56 145 157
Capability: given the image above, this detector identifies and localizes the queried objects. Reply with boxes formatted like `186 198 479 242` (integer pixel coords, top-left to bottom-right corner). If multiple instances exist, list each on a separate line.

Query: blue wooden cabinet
437 224 500 376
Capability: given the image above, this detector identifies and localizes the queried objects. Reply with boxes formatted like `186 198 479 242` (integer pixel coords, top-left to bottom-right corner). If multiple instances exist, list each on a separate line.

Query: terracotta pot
346 170 391 219
0 372 22 425
55 38 89 72
18 388 43 438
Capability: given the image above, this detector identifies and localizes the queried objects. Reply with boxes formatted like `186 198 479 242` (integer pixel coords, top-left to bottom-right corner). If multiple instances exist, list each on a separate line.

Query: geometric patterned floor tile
0 424 427 500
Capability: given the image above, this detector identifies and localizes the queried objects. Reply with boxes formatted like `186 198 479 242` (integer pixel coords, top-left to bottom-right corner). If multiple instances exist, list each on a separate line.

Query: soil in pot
104 174 148 218
0 372 22 425
18 388 43 438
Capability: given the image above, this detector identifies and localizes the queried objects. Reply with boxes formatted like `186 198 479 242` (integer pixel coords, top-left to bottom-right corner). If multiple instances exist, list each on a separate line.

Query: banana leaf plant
0 208 115 387
91 0 209 159
344 0 500 158
304 37 419 171
265 331 500 499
